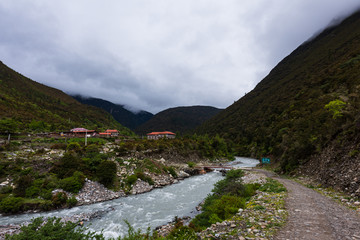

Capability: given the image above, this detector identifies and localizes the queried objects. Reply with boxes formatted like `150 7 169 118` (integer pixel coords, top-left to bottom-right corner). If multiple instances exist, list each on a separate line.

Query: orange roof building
99 129 119 137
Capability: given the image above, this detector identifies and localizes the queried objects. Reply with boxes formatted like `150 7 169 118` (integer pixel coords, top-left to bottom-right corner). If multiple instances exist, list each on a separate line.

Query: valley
1 5 360 240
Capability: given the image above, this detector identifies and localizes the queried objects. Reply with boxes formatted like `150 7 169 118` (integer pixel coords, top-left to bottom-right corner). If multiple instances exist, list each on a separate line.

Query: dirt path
254 169 360 240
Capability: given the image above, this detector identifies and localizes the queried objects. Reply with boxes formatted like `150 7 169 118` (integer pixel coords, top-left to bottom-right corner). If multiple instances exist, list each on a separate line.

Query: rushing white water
0 157 259 238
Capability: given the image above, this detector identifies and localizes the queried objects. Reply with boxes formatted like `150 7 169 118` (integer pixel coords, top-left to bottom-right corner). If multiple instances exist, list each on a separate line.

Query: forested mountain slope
198 10 360 195
0 61 131 134
72 95 153 131
136 106 222 135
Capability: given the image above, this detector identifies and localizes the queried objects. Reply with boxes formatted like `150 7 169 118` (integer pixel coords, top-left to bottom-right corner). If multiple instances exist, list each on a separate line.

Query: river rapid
0 157 259 239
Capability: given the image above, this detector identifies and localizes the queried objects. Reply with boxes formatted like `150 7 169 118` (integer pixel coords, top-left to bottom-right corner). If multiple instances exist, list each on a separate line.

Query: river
0 157 259 238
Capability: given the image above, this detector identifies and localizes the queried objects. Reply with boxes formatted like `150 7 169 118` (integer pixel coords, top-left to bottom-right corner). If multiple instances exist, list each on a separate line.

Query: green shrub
66 142 82 152
51 153 84 178
60 171 85 193
51 192 68 208
66 196 78 207
135 172 154 185
190 169 255 230
187 161 196 168
5 217 105 240
39 189 53 200
259 179 287 193
0 186 13 194
85 144 99 153
126 174 138 186
25 186 40 198
96 161 117 187
38 200 53 211
166 226 198 240
14 175 33 197
167 167 178 178
0 196 24 214
324 99 346 119
117 220 153 240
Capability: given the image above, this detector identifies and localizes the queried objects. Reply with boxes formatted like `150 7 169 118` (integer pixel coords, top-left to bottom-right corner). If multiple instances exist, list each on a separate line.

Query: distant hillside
197 10 360 195
72 95 153 130
136 106 222 135
0 61 132 134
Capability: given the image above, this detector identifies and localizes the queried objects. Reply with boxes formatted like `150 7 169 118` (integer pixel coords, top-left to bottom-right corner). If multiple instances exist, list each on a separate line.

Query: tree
324 99 346 119
0 118 18 133
96 161 117 187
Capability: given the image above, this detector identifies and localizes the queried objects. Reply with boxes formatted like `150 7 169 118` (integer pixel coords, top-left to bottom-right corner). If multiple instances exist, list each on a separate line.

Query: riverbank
2 170 280 240
0 167 194 238
155 170 288 239
1 158 257 237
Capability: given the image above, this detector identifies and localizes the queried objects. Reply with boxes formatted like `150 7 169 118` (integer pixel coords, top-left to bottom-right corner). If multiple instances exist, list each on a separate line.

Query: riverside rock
130 179 153 195
76 179 125 205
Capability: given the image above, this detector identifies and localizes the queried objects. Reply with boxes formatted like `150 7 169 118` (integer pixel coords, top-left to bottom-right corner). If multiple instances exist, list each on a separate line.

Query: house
69 128 95 137
99 129 119 137
105 129 119 136
147 131 176 140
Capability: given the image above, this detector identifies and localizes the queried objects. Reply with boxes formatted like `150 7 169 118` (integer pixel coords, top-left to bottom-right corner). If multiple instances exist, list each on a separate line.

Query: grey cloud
1 1 360 114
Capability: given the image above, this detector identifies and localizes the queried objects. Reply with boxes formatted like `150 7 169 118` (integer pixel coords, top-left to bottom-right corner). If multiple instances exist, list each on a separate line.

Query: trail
254 169 360 240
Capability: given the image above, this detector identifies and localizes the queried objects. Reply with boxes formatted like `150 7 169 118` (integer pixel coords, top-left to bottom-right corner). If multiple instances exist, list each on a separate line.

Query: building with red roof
99 129 119 137
69 128 95 137
147 131 176 140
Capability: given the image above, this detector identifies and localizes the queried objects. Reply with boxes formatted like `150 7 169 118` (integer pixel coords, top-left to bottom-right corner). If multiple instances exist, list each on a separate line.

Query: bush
187 161 196 168
66 142 82 152
0 196 24 214
166 226 198 240
258 179 287 193
5 217 105 240
25 186 41 198
96 161 117 187
66 196 78 207
52 153 85 178
60 171 85 193
190 169 256 230
14 175 33 197
166 167 178 178
126 174 138 186
51 192 68 208
0 186 13 194
39 200 53 211
135 172 154 185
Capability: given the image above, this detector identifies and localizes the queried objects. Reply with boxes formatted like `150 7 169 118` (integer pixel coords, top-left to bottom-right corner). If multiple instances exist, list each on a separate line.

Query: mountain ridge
0 61 132 134
72 95 153 130
197 9 360 196
136 105 223 135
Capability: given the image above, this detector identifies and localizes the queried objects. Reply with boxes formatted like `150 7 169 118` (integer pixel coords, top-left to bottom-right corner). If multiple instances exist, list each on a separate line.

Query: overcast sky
1 1 360 113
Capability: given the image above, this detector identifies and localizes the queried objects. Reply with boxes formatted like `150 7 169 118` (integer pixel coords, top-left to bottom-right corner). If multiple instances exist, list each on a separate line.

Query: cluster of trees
0 117 133 136
116 134 236 161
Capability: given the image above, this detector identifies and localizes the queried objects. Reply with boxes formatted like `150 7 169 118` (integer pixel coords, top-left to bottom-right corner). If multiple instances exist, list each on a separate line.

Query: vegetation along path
255 169 360 240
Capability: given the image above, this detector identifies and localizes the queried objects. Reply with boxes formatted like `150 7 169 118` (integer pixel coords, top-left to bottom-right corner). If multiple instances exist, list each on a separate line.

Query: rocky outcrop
130 179 153 195
299 141 360 197
76 179 126 205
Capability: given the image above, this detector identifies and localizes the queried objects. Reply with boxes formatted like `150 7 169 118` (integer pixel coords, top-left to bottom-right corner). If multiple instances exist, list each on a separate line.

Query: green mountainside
0 61 132 134
72 95 153 130
136 106 222 135
198 10 360 177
